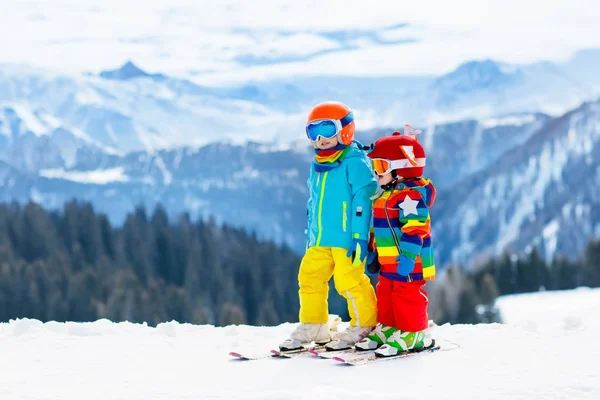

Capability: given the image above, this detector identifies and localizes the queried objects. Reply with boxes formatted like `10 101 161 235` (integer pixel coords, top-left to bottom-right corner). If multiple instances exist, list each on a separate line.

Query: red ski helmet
367 126 426 179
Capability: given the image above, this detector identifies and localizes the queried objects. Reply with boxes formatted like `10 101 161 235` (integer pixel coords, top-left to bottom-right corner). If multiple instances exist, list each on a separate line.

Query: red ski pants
376 276 429 332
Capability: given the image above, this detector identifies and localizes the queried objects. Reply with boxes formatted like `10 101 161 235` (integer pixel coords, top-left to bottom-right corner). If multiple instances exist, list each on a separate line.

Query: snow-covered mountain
427 59 594 121
560 49 600 90
1 95 597 265
0 141 312 249
0 113 550 255
434 97 600 266
1 54 598 158
1 287 598 399
1 53 600 264
0 64 300 155
361 113 551 190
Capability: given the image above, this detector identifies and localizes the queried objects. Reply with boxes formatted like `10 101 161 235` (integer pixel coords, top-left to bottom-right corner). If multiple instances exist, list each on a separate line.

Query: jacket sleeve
397 187 431 261
368 227 376 252
347 155 378 241
306 198 312 236
306 170 313 240
423 178 436 208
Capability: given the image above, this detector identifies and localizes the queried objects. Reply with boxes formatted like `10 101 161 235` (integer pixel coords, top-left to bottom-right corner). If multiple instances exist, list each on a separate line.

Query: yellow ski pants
298 246 377 327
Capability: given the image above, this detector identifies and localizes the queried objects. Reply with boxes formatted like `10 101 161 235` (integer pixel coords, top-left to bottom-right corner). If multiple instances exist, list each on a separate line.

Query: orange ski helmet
306 101 355 146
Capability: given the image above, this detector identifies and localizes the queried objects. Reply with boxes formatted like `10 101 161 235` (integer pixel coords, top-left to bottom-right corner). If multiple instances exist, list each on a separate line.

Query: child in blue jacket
279 101 378 351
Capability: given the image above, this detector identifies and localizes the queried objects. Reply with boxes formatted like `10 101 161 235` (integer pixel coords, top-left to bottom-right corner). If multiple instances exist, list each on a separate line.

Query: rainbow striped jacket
370 178 436 282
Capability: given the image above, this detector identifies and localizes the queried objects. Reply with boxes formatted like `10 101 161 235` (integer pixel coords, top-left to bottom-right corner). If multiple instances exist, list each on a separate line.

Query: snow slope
1 287 599 399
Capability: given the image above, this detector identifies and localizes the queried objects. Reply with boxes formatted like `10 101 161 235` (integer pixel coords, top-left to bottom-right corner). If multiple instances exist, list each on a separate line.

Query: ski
229 343 327 360
307 347 371 359
260 316 344 359
270 343 328 358
228 351 273 361
332 345 441 366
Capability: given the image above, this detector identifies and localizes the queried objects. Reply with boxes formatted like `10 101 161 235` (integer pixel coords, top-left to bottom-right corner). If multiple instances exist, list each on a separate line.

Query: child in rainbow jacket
355 126 437 357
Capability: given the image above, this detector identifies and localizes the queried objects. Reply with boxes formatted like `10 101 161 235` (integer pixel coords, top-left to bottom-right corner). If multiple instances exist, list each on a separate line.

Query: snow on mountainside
434 98 600 266
0 103 592 262
0 64 300 154
0 55 598 159
1 142 314 250
560 49 600 90
0 113 546 255
1 56 599 263
0 287 598 399
362 113 551 190
428 60 594 121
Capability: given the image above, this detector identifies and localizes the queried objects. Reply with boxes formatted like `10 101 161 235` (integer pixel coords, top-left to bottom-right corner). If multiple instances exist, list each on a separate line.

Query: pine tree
516 247 547 292
478 272 500 306
550 256 579 290
582 239 600 287
219 303 246 325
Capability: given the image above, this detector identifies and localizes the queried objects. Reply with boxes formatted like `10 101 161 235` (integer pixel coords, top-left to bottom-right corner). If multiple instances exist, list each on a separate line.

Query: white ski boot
279 316 341 351
325 325 374 351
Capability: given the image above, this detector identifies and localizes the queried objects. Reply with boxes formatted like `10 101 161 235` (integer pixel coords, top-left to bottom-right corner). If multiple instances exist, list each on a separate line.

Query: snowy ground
1 287 599 400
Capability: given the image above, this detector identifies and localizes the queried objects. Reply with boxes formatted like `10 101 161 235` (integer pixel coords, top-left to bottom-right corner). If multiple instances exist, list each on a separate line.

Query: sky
1 0 600 85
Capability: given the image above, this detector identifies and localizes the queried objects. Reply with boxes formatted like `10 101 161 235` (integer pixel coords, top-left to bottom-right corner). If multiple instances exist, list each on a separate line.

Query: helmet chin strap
380 170 399 190
381 179 398 191
371 176 397 200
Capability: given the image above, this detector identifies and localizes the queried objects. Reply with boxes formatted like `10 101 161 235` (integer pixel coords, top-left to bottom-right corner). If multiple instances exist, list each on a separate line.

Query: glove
396 254 415 276
366 251 380 276
347 238 368 266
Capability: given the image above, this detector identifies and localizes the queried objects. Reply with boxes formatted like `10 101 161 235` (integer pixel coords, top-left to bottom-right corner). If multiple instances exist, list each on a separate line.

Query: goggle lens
306 120 338 141
372 159 391 175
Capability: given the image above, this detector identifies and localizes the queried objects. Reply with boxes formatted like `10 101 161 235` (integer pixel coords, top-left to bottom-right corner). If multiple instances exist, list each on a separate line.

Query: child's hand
366 251 380 275
395 254 415 276
347 238 368 266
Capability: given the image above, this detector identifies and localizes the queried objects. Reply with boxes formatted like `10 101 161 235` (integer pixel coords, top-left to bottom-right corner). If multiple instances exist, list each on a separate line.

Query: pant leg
392 280 429 331
375 276 395 327
298 246 335 323
331 247 378 327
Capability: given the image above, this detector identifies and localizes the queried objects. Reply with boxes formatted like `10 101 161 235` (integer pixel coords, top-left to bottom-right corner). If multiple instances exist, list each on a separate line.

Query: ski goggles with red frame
306 112 354 142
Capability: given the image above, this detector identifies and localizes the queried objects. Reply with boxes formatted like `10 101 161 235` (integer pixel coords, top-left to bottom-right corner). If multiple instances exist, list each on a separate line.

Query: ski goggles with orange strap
306 112 354 142
371 158 426 176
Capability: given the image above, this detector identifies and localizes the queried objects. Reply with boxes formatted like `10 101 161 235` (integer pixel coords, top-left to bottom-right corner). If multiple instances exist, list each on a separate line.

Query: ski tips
229 351 243 358
332 356 346 363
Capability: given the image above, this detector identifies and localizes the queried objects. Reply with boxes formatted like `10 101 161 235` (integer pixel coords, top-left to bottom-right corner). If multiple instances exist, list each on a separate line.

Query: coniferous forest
0 200 299 326
0 200 598 327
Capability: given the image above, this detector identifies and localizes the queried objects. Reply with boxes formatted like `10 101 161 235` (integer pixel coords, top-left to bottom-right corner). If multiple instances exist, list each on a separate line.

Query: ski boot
374 329 435 357
279 316 341 351
325 325 374 351
355 323 398 351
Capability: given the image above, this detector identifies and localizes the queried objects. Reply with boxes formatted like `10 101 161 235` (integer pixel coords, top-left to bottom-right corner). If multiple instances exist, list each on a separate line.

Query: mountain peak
431 59 520 99
99 61 150 80
443 59 517 84
455 59 507 73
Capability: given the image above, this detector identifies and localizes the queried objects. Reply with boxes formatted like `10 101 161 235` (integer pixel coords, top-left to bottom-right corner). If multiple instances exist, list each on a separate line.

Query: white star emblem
399 195 419 217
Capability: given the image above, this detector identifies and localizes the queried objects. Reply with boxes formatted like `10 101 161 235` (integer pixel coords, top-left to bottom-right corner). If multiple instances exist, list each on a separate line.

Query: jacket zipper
383 193 412 282
316 171 328 246
342 201 347 232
